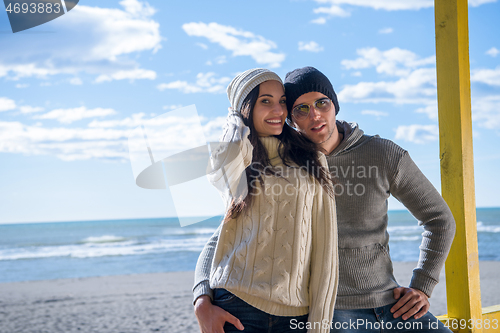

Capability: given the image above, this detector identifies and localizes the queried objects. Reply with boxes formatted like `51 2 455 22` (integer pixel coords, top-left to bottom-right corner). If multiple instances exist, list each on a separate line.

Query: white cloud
472 95 500 129
88 112 147 128
313 4 351 16
69 78 83 85
339 46 500 133
88 112 225 134
311 0 496 22
339 68 436 104
0 64 61 79
216 56 227 64
341 47 435 77
206 56 228 66
379 27 393 34
311 17 328 24
196 43 208 50
0 120 130 161
182 22 285 68
0 0 161 82
394 124 439 144
338 47 437 105
119 0 156 16
0 97 16 112
94 69 157 83
471 67 500 86
163 104 184 111
298 41 324 52
157 72 231 94
351 71 362 77
469 0 497 7
0 110 226 161
411 96 500 130
415 103 438 120
203 116 227 142
19 106 45 114
361 110 389 117
312 0 494 11
311 0 431 23
35 107 117 124
486 47 499 57
15 83 29 88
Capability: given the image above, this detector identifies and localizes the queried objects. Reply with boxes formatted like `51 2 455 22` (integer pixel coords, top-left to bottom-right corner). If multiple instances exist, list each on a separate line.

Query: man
193 67 455 333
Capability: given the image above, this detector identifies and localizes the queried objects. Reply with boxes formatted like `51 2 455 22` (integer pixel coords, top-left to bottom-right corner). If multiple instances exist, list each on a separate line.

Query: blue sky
0 0 499 224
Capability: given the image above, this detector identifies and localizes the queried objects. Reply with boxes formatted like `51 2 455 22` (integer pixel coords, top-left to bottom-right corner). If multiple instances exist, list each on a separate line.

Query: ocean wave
82 235 128 243
388 221 500 234
390 236 421 242
387 225 421 233
164 228 217 236
477 221 500 233
0 236 210 261
2 221 497 262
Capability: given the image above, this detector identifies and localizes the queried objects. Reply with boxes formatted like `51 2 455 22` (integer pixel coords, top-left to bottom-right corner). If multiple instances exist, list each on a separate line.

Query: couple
193 67 456 333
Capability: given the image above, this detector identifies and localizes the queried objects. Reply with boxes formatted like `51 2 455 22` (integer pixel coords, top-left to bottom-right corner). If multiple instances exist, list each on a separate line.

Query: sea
1 208 499 283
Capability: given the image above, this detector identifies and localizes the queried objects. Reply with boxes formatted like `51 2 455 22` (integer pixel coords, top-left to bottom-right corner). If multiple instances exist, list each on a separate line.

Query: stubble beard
296 121 336 145
317 124 335 145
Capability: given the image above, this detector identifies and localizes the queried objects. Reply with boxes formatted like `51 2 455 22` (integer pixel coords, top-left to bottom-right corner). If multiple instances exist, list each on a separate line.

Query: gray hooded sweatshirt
192 121 456 310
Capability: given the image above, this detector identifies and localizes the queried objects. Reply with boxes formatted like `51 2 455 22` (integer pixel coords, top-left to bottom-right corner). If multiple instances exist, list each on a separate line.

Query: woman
196 68 338 333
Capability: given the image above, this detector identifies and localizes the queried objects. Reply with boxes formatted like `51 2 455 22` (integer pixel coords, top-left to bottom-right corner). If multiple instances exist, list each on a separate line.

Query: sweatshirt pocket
338 243 397 296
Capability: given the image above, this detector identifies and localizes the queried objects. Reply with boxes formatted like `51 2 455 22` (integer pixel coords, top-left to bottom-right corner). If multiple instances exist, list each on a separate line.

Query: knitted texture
193 120 455 311
227 68 283 112
324 121 455 309
284 66 340 115
205 113 337 333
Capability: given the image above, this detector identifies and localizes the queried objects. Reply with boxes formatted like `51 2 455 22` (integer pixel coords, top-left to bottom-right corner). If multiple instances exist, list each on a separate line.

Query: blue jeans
330 303 452 332
213 288 309 333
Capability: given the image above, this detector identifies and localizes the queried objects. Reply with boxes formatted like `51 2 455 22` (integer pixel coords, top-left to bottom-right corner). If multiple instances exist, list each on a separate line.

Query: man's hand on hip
194 295 244 333
390 287 430 320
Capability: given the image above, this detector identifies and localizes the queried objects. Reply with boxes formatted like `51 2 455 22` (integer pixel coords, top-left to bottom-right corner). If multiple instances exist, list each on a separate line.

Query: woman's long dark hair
225 84 334 221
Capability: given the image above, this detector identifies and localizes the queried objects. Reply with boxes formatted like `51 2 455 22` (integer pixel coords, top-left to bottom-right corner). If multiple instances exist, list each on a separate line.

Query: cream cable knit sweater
207 112 338 333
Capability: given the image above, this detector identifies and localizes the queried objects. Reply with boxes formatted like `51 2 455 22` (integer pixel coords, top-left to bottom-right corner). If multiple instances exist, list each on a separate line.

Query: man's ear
286 118 296 128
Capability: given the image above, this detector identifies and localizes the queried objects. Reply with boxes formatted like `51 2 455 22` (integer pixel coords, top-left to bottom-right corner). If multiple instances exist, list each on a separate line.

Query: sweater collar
328 120 365 156
258 136 280 160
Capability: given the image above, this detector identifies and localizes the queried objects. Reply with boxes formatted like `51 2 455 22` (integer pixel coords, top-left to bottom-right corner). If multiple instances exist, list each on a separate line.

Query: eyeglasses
292 98 332 121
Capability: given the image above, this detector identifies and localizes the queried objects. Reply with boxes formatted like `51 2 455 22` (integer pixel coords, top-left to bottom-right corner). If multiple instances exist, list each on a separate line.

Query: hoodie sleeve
389 151 456 297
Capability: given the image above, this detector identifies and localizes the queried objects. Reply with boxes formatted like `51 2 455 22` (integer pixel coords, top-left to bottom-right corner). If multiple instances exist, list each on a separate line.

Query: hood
328 120 376 157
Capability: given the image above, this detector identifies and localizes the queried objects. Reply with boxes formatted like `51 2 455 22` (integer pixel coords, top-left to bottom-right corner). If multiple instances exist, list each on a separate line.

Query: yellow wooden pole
434 0 482 332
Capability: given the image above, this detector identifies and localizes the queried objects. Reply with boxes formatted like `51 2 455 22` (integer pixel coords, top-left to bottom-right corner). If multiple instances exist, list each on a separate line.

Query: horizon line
1 206 500 225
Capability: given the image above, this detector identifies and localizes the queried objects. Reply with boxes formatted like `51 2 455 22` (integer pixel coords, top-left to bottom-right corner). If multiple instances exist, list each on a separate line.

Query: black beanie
284 66 339 116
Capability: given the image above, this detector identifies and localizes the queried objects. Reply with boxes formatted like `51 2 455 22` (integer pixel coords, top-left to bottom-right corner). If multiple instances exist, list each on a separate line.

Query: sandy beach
1 262 499 333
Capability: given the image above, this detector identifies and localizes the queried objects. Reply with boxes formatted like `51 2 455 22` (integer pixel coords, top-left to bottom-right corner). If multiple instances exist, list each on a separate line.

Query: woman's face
252 80 287 137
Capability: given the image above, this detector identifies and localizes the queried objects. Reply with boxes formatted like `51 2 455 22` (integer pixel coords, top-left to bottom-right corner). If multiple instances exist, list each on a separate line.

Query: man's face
292 91 337 149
